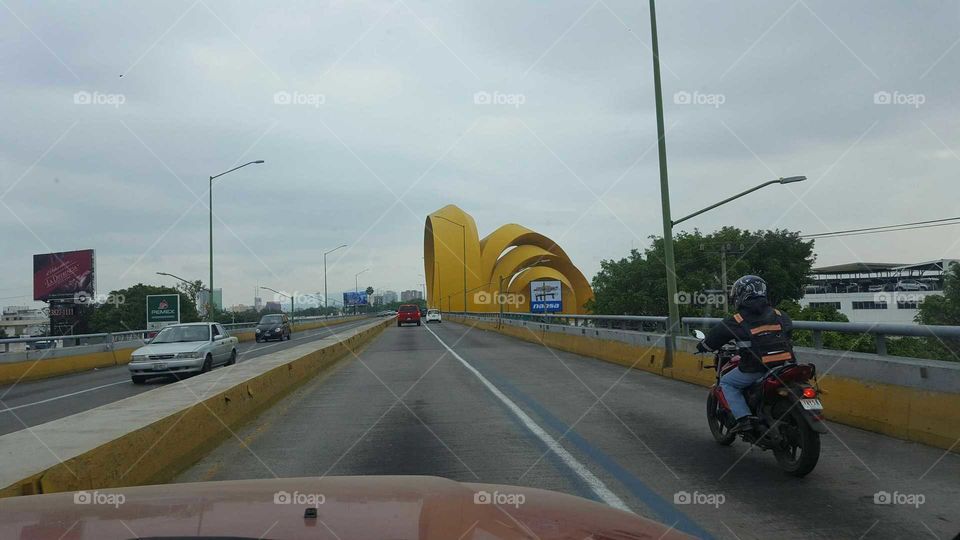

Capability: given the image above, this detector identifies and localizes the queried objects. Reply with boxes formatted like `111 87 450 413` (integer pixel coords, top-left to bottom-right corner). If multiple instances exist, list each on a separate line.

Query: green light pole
209 160 264 320
432 215 467 312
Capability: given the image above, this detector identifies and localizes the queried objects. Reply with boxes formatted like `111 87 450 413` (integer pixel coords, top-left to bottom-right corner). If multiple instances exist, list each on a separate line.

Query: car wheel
255 337 261 343
201 354 213 373
227 349 237 366
132 375 147 385
417 321 421 326
397 321 402 327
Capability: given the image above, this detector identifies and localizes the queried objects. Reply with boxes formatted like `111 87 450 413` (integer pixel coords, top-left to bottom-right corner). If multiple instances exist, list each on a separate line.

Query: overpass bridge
0 314 957 539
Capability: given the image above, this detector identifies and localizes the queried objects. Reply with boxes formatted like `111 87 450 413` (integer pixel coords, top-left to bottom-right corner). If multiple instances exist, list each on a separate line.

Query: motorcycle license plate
800 398 822 410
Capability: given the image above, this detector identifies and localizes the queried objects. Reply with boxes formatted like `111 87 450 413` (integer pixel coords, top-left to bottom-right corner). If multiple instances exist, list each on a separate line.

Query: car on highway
128 322 238 384
397 304 421 326
25 339 56 351
425 308 442 323
255 313 290 342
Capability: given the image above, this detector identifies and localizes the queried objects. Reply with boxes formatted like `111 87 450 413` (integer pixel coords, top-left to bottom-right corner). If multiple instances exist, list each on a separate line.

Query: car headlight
255 328 261 333
274 328 282 333
176 352 202 359
131 354 148 362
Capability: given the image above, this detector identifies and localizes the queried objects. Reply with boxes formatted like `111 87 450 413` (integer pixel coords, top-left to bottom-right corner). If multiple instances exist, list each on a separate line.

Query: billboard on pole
530 280 562 313
146 294 181 330
343 291 368 306
33 249 95 301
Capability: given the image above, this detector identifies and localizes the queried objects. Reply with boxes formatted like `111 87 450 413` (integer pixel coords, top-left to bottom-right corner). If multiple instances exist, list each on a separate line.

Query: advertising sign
530 280 562 313
343 291 368 306
33 249 95 301
146 294 181 330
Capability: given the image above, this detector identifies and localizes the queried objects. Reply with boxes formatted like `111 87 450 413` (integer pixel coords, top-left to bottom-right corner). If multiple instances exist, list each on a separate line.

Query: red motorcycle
693 330 826 477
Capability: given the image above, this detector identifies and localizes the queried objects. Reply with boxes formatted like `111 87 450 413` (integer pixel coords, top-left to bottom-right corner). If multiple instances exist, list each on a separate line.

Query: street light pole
323 244 347 312
672 176 806 227
355 268 369 315
433 215 467 312
648 0 680 361
208 160 264 320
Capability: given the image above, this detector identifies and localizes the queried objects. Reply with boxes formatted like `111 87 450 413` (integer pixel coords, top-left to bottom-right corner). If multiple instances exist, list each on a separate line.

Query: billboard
343 291 368 306
530 280 562 313
146 294 181 331
33 249 95 302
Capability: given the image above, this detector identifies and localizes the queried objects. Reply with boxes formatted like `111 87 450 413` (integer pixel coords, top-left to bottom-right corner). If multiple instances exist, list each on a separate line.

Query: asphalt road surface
0 318 375 436
179 321 959 539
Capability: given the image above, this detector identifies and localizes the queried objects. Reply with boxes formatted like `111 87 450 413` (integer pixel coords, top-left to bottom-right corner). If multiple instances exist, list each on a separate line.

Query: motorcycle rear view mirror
692 329 706 340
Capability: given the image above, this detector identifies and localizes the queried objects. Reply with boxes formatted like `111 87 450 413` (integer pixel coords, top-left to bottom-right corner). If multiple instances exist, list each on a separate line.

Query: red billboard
33 249 96 302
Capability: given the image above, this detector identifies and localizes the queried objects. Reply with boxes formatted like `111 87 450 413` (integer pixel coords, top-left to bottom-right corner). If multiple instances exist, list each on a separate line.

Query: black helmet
730 275 767 308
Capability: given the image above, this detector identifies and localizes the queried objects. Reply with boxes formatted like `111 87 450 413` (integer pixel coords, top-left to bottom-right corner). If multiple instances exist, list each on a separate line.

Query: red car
397 304 421 326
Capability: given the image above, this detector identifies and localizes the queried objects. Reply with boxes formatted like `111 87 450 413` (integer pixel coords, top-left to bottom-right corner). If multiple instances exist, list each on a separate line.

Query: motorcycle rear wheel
706 392 736 446
773 407 821 477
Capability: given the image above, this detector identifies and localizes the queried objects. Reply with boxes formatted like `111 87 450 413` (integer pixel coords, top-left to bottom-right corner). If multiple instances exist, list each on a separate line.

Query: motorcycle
693 329 826 477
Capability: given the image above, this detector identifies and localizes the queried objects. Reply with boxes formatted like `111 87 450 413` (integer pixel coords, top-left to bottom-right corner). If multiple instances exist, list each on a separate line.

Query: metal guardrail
0 315 355 354
448 311 960 357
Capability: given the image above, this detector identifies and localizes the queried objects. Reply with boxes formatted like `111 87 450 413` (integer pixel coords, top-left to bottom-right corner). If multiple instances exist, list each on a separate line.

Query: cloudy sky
2 0 958 309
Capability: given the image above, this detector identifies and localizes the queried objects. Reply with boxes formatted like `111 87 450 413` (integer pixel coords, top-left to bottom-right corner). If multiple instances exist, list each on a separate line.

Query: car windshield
399 305 418 312
259 315 283 324
152 325 209 343
428 310 439 315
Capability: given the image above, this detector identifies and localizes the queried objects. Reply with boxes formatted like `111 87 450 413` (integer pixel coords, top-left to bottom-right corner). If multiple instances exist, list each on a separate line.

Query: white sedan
425 309 442 323
128 322 238 384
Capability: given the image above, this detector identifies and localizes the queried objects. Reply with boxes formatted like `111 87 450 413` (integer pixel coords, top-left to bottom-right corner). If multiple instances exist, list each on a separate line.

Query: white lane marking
424 325 631 512
0 380 129 413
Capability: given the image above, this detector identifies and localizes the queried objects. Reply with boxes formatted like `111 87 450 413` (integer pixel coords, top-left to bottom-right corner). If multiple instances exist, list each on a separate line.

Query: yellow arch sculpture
424 205 593 314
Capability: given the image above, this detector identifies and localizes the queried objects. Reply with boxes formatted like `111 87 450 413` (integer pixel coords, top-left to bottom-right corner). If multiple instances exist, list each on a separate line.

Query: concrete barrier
449 315 960 453
0 317 392 498
0 317 364 386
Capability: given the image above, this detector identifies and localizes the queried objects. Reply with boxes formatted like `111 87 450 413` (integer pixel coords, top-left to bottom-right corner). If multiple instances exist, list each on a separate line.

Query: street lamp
323 244 347 311
260 286 294 327
432 215 467 312
209 160 264 320
672 176 807 226
355 268 369 314
156 271 206 306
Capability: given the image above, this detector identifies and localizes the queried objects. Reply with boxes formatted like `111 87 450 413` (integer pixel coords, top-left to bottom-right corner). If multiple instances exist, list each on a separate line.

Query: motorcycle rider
697 275 796 434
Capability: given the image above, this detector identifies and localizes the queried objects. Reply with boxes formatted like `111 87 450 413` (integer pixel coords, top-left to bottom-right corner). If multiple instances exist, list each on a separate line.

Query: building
799 259 955 324
382 290 398 304
1 306 48 337
228 304 251 313
254 296 263 312
371 294 384 306
401 289 423 302
264 301 282 312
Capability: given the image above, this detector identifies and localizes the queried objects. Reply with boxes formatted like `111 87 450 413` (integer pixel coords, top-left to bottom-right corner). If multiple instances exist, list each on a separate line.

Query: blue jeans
720 367 765 419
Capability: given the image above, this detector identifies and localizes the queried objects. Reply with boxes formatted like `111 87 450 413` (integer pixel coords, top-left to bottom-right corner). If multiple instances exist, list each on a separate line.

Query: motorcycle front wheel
773 407 821 477
706 391 736 446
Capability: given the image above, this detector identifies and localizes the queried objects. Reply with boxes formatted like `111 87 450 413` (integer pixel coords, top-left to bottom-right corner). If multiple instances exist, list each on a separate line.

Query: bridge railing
0 314 357 354
448 311 960 358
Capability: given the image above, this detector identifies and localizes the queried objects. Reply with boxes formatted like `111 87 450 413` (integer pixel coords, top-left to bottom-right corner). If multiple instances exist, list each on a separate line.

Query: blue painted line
477 361 716 540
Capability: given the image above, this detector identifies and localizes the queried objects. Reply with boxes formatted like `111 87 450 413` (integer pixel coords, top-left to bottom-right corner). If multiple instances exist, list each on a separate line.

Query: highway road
0 318 375 436
179 321 959 540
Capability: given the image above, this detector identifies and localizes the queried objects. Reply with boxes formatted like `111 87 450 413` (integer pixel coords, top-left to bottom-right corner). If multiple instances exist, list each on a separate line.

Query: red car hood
0 476 692 539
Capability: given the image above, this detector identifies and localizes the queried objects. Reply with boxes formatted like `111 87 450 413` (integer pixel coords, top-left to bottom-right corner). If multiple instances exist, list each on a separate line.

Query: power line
802 216 960 239
805 220 960 239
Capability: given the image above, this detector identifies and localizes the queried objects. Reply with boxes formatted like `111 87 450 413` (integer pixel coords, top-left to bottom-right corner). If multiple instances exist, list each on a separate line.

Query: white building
1 306 48 337
382 290 398 304
401 289 423 302
799 260 955 324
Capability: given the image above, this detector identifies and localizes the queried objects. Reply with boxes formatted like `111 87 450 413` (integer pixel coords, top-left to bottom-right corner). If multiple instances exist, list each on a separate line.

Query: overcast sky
2 0 958 309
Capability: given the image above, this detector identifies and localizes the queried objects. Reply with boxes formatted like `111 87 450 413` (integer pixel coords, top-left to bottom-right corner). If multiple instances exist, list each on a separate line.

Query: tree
589 227 815 316
908 262 960 361
88 283 200 333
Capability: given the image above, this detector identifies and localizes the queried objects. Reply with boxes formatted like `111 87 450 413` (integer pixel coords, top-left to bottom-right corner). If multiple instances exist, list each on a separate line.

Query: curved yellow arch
424 205 593 314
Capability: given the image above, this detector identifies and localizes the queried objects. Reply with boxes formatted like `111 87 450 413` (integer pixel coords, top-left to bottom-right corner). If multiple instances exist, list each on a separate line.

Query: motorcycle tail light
802 387 817 399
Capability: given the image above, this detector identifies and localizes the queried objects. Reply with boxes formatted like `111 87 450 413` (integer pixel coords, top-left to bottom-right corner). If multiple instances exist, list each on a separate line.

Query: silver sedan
128 322 238 384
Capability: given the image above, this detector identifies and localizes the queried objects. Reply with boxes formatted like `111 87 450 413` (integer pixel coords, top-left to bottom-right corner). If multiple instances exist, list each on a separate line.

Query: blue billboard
343 291 368 306
530 280 562 313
